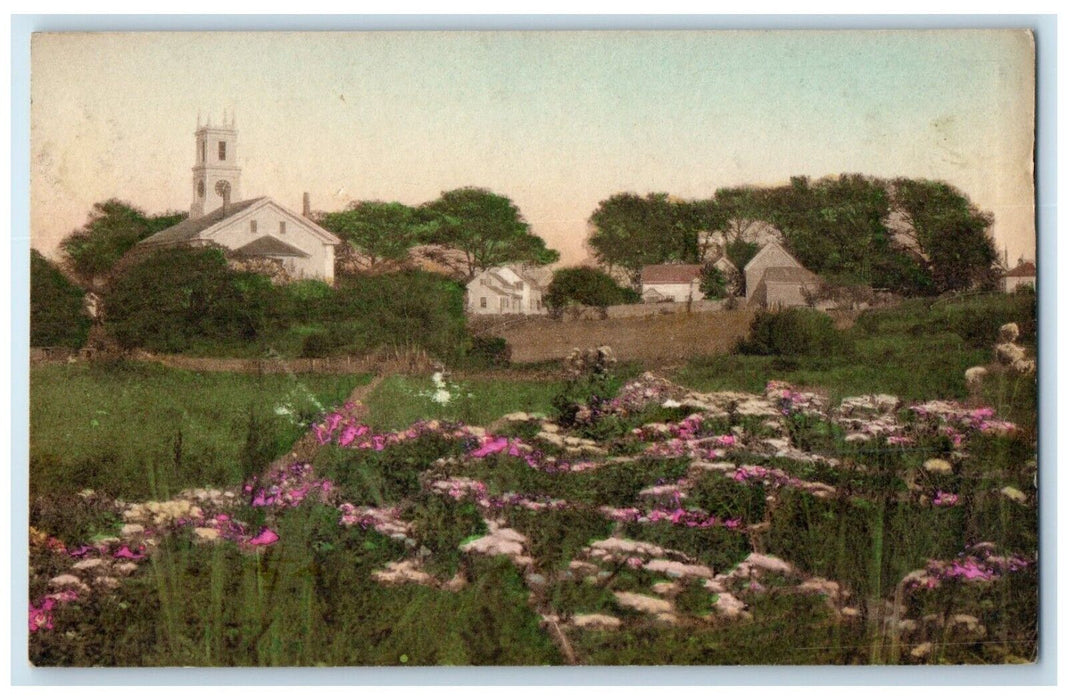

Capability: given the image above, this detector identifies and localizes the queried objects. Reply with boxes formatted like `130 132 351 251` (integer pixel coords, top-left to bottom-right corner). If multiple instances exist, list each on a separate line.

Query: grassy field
30 361 371 504
27 294 1038 666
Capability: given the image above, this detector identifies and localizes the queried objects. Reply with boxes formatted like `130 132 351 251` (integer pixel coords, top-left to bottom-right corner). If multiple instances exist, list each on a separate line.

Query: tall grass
29 361 370 500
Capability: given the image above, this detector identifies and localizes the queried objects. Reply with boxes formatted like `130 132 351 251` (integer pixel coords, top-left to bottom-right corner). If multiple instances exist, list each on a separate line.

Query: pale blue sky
31 30 1035 265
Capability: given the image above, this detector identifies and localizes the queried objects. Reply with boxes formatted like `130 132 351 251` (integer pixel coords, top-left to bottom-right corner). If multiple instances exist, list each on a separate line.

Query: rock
998 323 1020 343
586 537 667 560
910 642 933 659
194 527 220 542
1000 486 1028 504
1012 359 1036 374
994 342 1026 366
713 592 748 618
372 560 435 587
525 573 547 588
72 558 104 570
651 581 680 597
797 577 841 601
120 523 145 537
502 412 531 422
572 613 621 630
964 366 988 390
743 553 793 575
536 431 566 448
568 560 599 577
923 458 953 475
644 559 714 580
653 612 679 625
613 591 674 615
441 573 467 592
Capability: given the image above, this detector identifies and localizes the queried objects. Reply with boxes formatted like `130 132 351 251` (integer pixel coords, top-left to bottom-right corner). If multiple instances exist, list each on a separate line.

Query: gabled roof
641 264 703 285
743 240 804 273
137 196 341 249
761 266 820 285
1004 261 1036 277
137 198 266 246
233 235 309 258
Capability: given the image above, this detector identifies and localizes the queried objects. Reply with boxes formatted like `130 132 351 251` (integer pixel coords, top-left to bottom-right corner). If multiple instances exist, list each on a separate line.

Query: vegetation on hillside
587 175 999 297
30 249 91 349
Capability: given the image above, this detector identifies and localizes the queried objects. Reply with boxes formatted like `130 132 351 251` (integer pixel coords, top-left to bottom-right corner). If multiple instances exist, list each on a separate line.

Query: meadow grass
362 374 567 431
28 294 1038 666
30 360 370 503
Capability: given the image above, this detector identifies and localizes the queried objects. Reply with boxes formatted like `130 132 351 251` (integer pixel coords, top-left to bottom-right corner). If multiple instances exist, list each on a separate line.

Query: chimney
302 192 311 218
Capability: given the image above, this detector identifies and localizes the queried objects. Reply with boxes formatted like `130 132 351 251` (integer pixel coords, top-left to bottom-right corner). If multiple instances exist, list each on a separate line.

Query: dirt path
267 374 385 471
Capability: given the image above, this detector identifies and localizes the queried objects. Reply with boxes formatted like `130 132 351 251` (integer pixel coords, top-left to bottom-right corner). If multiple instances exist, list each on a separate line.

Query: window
250 220 258 233
218 141 227 161
279 221 286 235
480 297 487 308
500 298 507 311
200 140 205 163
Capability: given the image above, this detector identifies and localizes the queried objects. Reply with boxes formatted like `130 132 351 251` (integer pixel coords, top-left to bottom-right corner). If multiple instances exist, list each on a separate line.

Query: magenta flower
114 545 145 560
248 528 279 546
29 599 55 633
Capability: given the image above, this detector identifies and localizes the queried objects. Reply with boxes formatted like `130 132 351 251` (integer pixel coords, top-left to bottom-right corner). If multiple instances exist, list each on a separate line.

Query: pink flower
248 528 279 547
338 424 359 447
29 600 55 633
470 437 509 458
114 545 145 560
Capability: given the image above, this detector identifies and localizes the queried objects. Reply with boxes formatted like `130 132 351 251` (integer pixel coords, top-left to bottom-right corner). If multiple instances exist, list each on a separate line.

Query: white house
136 116 340 283
744 241 820 309
641 264 703 303
1003 260 1036 293
466 266 550 315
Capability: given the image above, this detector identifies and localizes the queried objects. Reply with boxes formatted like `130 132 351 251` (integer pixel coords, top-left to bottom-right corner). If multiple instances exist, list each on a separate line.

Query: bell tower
191 111 241 218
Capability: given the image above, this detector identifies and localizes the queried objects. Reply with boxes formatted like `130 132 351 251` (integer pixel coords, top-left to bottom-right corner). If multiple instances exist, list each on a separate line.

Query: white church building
137 115 339 283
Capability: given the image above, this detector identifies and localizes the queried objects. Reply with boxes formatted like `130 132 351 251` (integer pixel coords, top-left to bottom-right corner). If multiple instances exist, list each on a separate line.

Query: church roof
137 198 267 247
232 235 310 258
1004 261 1036 277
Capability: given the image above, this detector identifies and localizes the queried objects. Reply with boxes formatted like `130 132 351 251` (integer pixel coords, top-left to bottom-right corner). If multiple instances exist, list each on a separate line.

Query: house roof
760 266 820 285
1004 261 1036 277
137 198 267 246
232 235 310 258
137 196 341 249
641 264 703 285
743 240 805 273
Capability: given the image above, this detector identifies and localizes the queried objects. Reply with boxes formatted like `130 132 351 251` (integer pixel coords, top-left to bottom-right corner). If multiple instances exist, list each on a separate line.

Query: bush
737 307 849 358
544 266 637 315
30 250 91 349
464 335 511 369
300 331 334 358
104 246 272 352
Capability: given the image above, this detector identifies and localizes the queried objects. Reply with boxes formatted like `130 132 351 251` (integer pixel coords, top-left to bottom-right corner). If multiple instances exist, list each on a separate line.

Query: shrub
300 331 334 358
30 250 91 349
464 335 511 369
544 266 637 315
104 246 272 352
737 307 849 358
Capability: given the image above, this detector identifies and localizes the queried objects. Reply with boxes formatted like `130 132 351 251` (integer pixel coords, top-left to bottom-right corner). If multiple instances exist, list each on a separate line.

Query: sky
30 30 1036 267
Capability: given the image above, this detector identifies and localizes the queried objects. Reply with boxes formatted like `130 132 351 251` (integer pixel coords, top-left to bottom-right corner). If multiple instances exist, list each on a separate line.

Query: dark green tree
30 249 91 348
587 193 702 285
891 179 998 294
698 263 728 299
104 246 270 352
544 266 639 315
316 200 426 268
421 187 559 280
60 200 187 284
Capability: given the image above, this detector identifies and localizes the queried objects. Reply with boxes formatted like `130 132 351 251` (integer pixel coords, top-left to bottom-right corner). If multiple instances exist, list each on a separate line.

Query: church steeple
191 114 241 218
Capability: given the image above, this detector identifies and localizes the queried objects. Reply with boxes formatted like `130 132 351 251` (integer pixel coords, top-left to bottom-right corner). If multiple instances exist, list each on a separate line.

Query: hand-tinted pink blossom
248 528 279 546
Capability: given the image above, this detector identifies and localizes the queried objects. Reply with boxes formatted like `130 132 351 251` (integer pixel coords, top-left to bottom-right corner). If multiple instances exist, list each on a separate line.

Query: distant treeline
587 175 999 296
